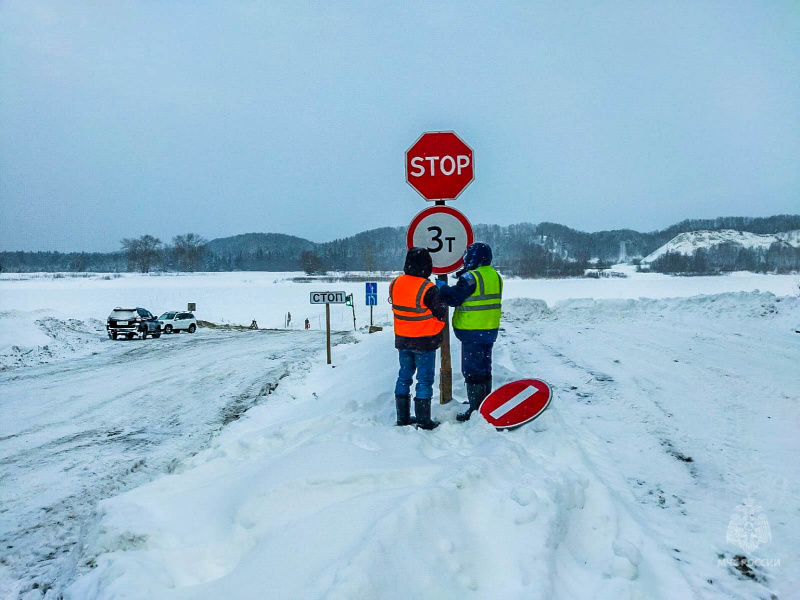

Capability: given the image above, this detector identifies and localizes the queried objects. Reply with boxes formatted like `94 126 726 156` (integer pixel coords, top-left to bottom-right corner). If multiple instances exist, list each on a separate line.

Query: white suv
158 311 198 334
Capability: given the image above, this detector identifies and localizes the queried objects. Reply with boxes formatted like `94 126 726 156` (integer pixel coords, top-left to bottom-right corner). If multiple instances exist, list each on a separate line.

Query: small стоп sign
309 291 346 305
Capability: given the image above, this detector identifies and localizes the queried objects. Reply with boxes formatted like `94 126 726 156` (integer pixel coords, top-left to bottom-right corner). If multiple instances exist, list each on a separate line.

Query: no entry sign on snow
405 132 474 201
407 205 474 274
479 379 553 429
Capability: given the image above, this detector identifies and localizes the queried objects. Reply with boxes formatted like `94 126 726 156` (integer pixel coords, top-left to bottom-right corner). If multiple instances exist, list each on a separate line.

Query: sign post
365 282 378 331
437 258 453 405
405 131 475 405
406 205 473 404
310 291 347 364
346 294 356 331
326 305 331 364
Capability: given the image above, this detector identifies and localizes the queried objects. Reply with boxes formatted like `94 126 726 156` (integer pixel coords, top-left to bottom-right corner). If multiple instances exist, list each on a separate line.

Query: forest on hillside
2 215 799 276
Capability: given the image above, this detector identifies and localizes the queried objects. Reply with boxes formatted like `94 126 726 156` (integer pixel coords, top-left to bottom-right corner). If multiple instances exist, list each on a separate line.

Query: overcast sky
1 1 798 252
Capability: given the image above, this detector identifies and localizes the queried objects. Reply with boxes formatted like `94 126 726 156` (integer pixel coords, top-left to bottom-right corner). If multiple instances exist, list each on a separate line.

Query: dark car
107 307 162 340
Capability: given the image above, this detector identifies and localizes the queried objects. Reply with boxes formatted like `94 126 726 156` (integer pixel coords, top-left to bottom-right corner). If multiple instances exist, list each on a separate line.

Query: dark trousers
461 341 493 384
395 349 436 400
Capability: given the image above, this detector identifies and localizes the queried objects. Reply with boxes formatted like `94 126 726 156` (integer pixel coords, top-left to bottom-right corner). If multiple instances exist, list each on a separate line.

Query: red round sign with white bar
479 379 553 429
407 205 474 275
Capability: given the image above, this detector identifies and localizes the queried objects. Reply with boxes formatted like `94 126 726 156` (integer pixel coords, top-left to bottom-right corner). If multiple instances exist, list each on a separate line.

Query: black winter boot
414 398 439 430
395 395 414 426
457 378 492 422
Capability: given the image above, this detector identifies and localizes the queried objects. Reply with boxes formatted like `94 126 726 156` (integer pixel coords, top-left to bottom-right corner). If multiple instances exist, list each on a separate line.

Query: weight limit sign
406 205 474 275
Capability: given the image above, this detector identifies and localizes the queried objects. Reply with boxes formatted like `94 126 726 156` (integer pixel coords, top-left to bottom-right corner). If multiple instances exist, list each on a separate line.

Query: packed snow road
0 327 351 599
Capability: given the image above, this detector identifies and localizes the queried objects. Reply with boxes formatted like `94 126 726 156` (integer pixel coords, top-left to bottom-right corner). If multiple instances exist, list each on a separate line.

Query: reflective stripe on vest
452 266 502 330
390 275 445 337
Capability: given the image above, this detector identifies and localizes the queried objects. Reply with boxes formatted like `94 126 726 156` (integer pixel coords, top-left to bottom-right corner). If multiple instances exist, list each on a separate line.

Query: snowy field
1 270 799 599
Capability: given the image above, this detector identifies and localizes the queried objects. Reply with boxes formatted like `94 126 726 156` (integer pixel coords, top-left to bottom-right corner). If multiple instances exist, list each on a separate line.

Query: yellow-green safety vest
452 265 503 330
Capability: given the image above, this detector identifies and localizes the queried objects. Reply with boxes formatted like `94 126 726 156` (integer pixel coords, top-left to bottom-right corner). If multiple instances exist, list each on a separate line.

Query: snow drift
64 290 799 600
0 310 106 370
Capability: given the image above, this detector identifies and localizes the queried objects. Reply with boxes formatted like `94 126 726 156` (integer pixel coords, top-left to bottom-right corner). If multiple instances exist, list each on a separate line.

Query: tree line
2 215 799 276
119 233 208 273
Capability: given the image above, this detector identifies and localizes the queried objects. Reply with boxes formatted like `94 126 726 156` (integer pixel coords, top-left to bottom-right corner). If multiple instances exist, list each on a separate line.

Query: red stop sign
405 131 474 201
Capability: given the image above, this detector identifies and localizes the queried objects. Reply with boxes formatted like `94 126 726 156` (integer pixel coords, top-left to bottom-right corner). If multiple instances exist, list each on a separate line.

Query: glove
435 279 446 289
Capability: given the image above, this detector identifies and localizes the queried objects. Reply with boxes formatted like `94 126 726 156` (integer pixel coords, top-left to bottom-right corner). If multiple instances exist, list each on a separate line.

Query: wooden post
438 273 452 404
325 303 331 365
435 199 453 404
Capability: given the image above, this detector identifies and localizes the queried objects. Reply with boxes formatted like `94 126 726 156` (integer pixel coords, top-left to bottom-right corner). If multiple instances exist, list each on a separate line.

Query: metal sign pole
435 199 453 405
326 303 331 365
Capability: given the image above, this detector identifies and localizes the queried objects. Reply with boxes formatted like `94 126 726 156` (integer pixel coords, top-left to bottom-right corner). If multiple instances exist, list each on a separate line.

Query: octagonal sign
406 131 474 201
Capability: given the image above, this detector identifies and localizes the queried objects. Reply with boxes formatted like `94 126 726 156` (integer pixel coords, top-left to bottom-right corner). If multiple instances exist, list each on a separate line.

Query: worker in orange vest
389 247 448 429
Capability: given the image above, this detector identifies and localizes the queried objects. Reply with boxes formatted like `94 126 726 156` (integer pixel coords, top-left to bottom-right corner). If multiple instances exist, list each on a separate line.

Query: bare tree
362 240 377 272
172 233 208 272
299 250 323 275
121 235 162 273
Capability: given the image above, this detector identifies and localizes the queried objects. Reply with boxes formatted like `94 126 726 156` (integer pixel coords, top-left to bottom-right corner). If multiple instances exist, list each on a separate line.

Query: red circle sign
479 379 553 429
405 131 474 201
407 206 474 275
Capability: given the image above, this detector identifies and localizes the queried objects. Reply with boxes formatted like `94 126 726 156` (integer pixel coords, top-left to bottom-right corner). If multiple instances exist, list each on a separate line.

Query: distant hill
2 214 799 275
205 233 317 271
644 230 800 263
642 227 800 274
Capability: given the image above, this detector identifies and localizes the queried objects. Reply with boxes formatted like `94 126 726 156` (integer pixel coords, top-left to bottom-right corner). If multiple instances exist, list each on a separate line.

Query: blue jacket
438 271 499 344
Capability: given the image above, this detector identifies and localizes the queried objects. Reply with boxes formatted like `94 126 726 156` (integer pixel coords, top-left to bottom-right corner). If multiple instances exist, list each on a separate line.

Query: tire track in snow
500 311 794 599
0 329 347 599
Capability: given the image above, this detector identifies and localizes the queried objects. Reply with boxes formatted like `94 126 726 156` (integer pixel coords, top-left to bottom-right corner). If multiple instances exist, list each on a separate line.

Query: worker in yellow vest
436 242 502 421
389 248 448 429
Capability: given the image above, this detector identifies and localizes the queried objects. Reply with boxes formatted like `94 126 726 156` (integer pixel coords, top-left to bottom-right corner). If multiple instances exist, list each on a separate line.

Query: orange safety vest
390 274 445 338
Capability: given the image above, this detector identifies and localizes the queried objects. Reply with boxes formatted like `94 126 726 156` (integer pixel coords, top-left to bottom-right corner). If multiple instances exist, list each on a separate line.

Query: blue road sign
366 282 378 306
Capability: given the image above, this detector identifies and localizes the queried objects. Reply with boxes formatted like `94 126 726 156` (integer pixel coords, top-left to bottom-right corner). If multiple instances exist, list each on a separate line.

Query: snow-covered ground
1 271 798 599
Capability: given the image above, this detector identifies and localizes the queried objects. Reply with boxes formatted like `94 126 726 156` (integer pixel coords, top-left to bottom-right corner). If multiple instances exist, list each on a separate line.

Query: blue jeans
395 349 436 400
461 341 493 384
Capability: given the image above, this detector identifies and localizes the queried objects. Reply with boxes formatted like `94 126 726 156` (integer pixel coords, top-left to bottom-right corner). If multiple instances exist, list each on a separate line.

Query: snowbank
0 310 106 370
503 291 799 326
2 272 797 598
69 342 693 600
